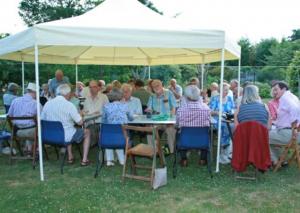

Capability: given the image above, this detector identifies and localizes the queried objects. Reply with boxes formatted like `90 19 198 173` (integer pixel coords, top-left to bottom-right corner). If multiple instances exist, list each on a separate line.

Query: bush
255 82 271 99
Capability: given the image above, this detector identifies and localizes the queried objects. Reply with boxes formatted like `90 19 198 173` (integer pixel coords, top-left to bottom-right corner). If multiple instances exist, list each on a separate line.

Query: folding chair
7 116 37 169
173 127 212 178
232 121 271 180
273 121 300 172
41 120 82 174
122 125 165 187
94 124 126 178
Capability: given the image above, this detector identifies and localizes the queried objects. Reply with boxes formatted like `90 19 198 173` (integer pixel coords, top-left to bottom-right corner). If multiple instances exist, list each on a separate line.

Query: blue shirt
102 101 133 124
209 95 235 114
3 92 18 105
49 77 70 95
125 97 143 115
147 89 177 115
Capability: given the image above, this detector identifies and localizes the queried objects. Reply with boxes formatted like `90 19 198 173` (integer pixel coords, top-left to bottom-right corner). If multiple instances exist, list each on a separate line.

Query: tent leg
22 61 25 95
35 44 45 181
75 63 78 85
237 59 241 99
216 48 225 173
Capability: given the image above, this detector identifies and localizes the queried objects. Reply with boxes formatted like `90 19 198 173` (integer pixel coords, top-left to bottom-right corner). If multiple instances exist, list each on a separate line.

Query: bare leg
67 144 73 160
82 129 91 162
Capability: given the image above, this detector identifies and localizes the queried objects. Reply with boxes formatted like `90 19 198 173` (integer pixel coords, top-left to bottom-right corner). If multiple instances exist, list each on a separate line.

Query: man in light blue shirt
121 83 143 115
147 80 177 115
49 69 70 97
169 79 183 100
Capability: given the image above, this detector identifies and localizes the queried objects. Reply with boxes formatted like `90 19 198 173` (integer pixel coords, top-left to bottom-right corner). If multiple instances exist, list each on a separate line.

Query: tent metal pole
75 63 78 84
34 44 44 181
22 61 25 95
201 64 205 90
237 59 241 98
148 66 151 79
216 48 225 173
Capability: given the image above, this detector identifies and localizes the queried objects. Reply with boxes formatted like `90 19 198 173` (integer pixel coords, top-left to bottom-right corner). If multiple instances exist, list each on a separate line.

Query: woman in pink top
267 87 280 124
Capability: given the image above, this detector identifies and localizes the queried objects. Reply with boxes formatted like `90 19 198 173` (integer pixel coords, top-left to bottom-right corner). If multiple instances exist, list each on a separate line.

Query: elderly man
49 69 70 97
146 79 177 153
189 77 200 88
169 79 183 102
229 79 238 100
121 83 143 115
176 85 211 166
269 81 300 165
8 83 40 153
42 84 91 166
132 79 151 112
210 82 219 98
3 83 19 112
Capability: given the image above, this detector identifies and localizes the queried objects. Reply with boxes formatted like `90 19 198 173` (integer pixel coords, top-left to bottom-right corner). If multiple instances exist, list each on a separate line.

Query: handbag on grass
152 167 167 190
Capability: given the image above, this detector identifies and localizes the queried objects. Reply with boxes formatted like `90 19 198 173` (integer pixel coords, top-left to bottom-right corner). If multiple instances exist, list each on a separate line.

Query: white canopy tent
0 0 241 180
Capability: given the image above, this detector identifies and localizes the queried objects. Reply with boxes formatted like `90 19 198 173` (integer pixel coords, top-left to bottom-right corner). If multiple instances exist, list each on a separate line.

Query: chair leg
130 155 137 175
173 147 178 178
274 145 290 172
207 149 213 178
43 144 49 161
295 143 300 169
9 139 14 165
77 143 82 158
94 148 101 178
122 153 128 182
54 145 59 160
16 140 23 156
61 149 67 174
32 139 37 170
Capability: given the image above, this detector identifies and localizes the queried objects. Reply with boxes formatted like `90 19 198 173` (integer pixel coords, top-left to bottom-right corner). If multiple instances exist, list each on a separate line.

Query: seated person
41 83 51 100
3 83 19 112
132 79 151 112
41 84 91 166
235 85 269 127
209 83 235 164
102 89 133 166
267 86 280 125
146 79 177 153
168 79 183 101
8 83 40 154
121 83 142 115
176 85 211 166
268 81 300 165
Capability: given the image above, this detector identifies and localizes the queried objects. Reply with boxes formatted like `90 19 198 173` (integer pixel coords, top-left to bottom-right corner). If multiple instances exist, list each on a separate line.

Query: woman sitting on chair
234 85 270 128
209 83 235 164
102 89 133 166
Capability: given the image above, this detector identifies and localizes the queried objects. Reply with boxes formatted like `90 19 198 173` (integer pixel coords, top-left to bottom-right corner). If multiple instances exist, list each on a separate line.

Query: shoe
199 160 207 166
219 154 230 164
67 158 75 164
180 159 188 167
118 160 125 166
81 160 91 167
106 161 115 166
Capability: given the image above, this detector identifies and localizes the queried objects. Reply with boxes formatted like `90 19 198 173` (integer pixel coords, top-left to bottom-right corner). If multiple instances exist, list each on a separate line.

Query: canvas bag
151 128 167 189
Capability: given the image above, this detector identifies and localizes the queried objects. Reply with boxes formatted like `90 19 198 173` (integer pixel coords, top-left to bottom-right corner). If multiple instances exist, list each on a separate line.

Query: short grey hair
8 83 19 92
56 84 71 96
241 85 261 104
108 89 123 102
184 85 200 101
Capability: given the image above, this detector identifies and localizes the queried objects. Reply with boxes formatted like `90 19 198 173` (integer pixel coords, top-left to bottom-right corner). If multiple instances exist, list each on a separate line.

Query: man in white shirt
121 83 143 115
41 84 91 166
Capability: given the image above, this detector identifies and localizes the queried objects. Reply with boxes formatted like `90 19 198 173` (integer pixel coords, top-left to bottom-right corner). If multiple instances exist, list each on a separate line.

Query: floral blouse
209 95 235 114
102 101 133 124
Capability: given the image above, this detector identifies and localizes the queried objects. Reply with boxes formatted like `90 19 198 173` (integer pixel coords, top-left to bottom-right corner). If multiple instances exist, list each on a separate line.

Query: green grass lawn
0 147 300 213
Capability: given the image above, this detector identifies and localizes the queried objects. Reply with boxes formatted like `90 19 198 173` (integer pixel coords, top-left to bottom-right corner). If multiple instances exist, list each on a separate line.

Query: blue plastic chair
41 120 82 174
173 127 212 178
94 124 126 178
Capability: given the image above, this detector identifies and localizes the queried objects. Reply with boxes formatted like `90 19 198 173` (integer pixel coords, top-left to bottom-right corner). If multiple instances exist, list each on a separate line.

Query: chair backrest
178 127 210 150
4 105 10 114
41 120 65 145
99 124 126 149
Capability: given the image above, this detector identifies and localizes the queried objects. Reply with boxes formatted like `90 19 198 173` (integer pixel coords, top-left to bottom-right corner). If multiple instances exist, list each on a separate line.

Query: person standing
49 69 70 97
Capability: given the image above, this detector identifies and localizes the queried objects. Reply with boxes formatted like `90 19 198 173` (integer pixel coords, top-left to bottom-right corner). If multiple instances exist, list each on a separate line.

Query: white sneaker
118 160 125 166
219 152 231 164
106 161 115 166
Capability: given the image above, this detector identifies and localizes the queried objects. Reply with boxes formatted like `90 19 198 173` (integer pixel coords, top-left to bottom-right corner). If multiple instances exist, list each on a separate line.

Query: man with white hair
42 84 91 166
49 69 70 97
8 83 40 153
169 79 182 100
121 83 142 115
176 85 211 166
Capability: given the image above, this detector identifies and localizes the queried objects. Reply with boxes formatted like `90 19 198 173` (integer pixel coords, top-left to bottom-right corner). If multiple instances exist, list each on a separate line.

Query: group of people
3 68 300 170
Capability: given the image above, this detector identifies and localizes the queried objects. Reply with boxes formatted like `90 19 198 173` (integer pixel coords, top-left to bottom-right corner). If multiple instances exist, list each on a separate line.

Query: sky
0 0 300 43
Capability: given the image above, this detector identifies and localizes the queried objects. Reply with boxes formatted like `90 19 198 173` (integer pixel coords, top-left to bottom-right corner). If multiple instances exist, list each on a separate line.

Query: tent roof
0 0 240 65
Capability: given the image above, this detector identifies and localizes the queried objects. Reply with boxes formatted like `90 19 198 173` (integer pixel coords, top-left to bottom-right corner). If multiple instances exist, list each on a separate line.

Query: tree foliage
287 51 300 95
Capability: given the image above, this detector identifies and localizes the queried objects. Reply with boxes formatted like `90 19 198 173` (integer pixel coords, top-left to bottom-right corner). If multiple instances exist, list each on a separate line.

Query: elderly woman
102 89 133 166
235 85 269 127
3 83 19 112
176 85 211 166
209 83 235 164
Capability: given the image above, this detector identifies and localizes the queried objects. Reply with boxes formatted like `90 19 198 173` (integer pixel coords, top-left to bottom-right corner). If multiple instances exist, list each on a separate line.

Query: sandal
81 160 91 166
67 158 75 164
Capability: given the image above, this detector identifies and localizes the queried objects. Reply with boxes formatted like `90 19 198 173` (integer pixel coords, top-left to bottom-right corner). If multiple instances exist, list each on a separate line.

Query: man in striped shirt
176 85 211 166
41 84 91 166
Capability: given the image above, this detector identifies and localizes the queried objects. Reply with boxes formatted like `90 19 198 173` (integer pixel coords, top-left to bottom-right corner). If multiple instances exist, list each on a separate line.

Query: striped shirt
237 102 269 127
176 100 211 128
41 96 82 142
8 94 39 128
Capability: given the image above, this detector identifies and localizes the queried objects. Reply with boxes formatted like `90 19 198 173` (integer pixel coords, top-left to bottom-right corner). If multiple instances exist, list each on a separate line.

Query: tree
255 38 278 66
287 51 300 95
238 38 255 66
289 29 300 42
